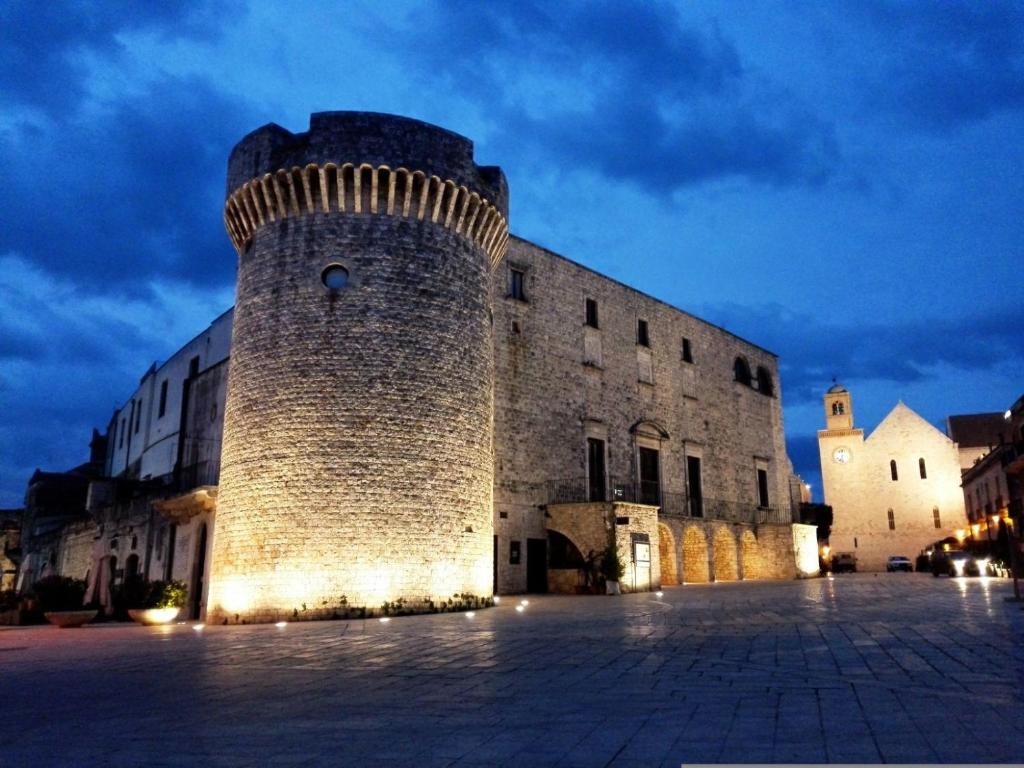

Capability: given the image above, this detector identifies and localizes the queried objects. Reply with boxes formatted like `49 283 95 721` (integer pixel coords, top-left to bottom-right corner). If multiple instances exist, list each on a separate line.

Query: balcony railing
543 477 792 525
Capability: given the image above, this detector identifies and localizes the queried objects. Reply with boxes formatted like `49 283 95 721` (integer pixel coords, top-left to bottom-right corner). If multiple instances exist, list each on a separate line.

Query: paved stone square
2 574 1023 766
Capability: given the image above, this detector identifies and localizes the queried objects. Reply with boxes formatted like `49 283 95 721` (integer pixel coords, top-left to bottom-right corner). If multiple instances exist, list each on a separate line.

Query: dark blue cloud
704 301 1024 406
1 77 252 289
860 1 1024 129
405 0 838 190
0 0 242 116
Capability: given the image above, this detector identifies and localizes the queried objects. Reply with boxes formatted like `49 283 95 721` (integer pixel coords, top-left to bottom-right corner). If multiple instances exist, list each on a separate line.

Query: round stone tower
208 112 508 622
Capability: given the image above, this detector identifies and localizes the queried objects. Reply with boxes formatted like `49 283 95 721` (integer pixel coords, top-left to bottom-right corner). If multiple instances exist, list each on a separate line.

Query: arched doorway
190 523 208 620
124 553 140 584
547 529 587 593
713 526 738 581
682 526 709 583
658 524 678 585
741 529 761 580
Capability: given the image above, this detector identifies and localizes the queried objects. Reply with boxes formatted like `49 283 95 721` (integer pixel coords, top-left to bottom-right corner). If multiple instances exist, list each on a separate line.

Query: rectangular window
757 468 770 508
918 457 927 479
687 456 703 518
890 460 898 481
637 319 650 347
134 400 142 434
158 380 169 418
587 438 606 502
509 540 521 565
638 447 661 506
188 356 200 378
119 418 126 449
933 507 941 529
681 337 693 363
887 509 896 530
509 268 526 301
585 298 599 329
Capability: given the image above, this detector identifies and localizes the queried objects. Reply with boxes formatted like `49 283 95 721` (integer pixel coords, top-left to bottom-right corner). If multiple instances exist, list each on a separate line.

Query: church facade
818 384 968 571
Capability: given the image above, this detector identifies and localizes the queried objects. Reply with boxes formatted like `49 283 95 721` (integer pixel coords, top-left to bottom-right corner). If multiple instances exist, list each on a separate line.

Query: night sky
2 1 1022 507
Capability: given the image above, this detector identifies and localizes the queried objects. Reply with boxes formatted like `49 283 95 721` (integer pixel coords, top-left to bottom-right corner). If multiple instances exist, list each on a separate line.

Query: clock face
833 447 851 464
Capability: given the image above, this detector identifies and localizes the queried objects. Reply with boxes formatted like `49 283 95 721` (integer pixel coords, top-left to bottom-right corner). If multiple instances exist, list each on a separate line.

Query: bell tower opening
824 381 853 431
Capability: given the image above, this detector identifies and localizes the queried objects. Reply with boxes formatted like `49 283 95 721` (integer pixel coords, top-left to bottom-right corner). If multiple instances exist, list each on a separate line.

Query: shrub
32 576 87 612
599 543 625 582
142 580 188 609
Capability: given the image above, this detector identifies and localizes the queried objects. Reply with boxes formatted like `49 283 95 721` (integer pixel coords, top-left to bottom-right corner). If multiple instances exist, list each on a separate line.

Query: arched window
918 457 927 479
756 366 774 396
733 357 752 386
890 460 898 481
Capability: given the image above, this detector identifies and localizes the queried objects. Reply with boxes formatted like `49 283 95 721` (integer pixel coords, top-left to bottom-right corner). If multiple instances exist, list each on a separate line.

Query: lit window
585 298 599 329
890 460 898 481
918 457 927 479
509 268 526 301
321 264 349 290
637 319 650 347
887 509 895 530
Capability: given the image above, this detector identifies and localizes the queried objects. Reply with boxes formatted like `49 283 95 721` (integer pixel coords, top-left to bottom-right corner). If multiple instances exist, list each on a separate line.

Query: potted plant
600 543 625 595
127 580 188 625
33 576 94 628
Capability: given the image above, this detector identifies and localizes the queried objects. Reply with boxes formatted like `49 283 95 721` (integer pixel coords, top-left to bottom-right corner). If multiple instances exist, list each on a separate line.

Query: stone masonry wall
210 113 506 622
492 237 793 593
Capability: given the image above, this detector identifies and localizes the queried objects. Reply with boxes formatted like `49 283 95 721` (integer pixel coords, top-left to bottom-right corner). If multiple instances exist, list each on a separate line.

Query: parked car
886 555 913 572
930 549 984 577
832 552 857 573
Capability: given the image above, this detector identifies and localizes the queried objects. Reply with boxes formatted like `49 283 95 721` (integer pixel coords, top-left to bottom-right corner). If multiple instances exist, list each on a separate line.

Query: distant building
955 395 1024 554
1 513 21 591
947 412 1008 472
817 384 967 571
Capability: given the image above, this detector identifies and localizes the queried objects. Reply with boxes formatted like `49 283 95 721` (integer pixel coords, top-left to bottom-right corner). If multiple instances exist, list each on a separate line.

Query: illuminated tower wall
208 112 508 622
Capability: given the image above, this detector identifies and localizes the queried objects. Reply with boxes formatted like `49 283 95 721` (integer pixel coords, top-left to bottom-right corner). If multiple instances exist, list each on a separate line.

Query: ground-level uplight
192 624 205 632
379 617 390 623
655 591 664 598
515 605 525 613
493 596 501 604
465 611 475 618
520 599 529 606
275 621 287 628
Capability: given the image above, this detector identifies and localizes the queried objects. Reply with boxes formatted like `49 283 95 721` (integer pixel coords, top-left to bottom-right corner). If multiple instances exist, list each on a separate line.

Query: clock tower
817 382 865 537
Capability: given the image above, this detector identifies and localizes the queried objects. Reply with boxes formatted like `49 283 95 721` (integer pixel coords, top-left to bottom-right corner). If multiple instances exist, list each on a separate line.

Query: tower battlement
224 112 509 267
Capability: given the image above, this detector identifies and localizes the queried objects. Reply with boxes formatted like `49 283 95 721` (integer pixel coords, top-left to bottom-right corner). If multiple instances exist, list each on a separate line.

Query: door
687 456 703 517
190 523 208 620
638 447 661 506
587 438 606 501
526 538 547 593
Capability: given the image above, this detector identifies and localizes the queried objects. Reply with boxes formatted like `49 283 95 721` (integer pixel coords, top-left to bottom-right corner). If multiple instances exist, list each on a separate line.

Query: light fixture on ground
275 621 287 628
515 605 525 613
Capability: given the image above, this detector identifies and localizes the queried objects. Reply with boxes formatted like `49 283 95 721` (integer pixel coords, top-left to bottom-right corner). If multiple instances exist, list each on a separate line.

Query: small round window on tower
321 264 349 290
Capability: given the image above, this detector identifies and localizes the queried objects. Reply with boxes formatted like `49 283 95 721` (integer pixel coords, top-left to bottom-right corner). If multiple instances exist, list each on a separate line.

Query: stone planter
44 609 98 628
128 607 182 626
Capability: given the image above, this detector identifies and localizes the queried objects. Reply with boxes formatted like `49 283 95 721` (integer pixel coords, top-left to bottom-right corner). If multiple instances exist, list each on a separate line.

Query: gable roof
946 412 1006 449
866 401 953 446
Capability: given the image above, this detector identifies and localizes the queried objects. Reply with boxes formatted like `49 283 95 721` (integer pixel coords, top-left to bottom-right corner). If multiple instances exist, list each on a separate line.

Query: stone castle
17 113 819 622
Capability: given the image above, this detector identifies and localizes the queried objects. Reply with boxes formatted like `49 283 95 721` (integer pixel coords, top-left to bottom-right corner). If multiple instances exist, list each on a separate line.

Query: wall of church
492 237 793 593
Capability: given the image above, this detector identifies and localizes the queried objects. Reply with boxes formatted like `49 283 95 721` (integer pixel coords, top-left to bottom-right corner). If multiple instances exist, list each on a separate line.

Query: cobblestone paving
2 574 1022 766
